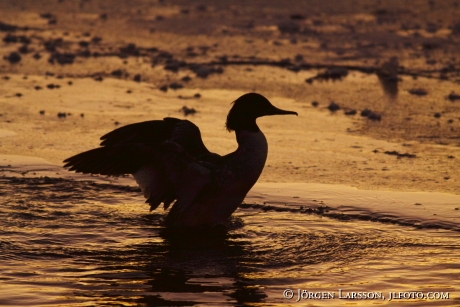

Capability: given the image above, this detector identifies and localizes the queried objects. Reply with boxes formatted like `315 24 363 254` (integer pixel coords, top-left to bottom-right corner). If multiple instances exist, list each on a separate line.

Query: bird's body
64 93 297 227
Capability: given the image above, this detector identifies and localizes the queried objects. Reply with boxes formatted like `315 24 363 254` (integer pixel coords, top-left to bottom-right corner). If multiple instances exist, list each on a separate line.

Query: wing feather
64 117 221 221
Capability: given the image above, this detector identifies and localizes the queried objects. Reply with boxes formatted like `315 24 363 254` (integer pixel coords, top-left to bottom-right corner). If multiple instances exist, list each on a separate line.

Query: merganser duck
64 93 297 227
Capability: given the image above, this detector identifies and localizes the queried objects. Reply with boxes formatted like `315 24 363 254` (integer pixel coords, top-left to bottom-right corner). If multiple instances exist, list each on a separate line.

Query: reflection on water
377 57 399 100
1 177 459 306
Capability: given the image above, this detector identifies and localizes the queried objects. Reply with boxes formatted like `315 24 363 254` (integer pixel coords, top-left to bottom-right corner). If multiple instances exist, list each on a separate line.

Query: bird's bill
269 106 298 116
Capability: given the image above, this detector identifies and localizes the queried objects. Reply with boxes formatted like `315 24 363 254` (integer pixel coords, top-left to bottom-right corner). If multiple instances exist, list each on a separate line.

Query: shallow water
1 176 459 306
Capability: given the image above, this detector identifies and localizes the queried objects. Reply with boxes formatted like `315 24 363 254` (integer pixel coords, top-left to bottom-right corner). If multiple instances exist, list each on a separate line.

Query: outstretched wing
99 117 212 159
63 118 220 212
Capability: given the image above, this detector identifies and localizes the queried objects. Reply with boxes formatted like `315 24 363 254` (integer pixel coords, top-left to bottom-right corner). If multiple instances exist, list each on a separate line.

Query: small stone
5 52 21 64
327 102 340 112
169 82 183 90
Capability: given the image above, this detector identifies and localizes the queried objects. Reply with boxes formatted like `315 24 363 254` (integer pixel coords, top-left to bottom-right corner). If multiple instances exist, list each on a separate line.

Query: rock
5 52 21 64
344 109 357 115
447 92 460 101
180 106 197 116
277 21 301 33
408 88 428 96
49 52 76 65
169 82 183 90
327 102 340 112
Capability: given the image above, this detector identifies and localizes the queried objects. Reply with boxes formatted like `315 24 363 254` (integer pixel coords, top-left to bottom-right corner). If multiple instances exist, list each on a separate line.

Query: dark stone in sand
0 21 19 32
287 65 301 72
169 82 183 90
290 14 306 20
361 109 381 121
408 88 428 96
194 93 201 98
146 47 158 53
68 81 73 85
39 110 45 115
164 60 186 72
119 43 140 57
3 34 31 44
78 50 91 58
133 74 141 82
434 113 441 118
80 113 84 118
311 101 319 107
91 36 102 44
15 93 22 97
5 52 21 64
277 21 301 33
384 151 416 158
44 38 63 52
327 102 340 112
159 85 168 92
344 109 357 116
49 52 75 65
33 53 41 60
180 106 197 116
181 75 192 82
111 69 124 77
196 4 207 11
57 112 66 118
422 41 439 50
35 86 42 90
47 84 57 89
40 13 56 19
99 13 108 20
78 41 89 48
18 45 29 54
156 51 173 59
218 55 228 63
317 67 349 81
447 92 460 101
94 76 103 82
190 64 223 78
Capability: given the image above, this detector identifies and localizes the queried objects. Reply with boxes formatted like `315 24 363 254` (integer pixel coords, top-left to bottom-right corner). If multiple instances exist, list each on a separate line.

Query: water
1 176 459 306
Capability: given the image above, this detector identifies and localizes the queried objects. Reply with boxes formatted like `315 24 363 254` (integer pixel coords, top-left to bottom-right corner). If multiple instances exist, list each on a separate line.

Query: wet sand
1 0 460 306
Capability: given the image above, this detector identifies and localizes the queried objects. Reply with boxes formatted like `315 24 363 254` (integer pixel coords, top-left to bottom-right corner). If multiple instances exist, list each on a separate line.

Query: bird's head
226 93 298 132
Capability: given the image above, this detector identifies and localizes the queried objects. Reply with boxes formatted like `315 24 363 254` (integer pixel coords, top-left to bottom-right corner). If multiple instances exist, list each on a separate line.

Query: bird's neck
227 116 260 133
235 129 268 154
